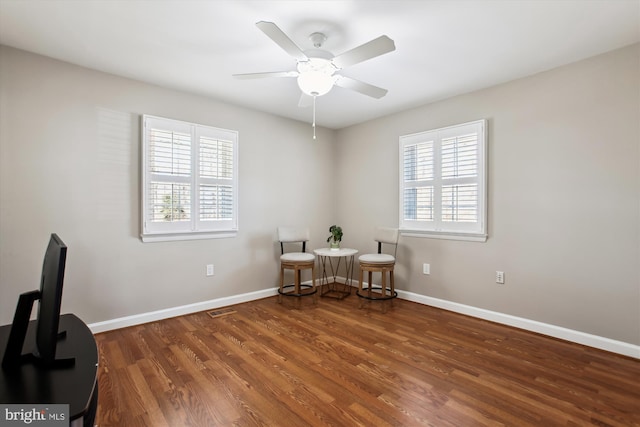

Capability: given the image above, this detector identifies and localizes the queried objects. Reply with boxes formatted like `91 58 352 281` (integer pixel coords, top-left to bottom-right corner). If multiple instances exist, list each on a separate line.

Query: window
399 119 487 241
141 115 238 242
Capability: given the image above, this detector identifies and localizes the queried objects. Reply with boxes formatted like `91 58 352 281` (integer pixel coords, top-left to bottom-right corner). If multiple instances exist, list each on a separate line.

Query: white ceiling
1 0 638 129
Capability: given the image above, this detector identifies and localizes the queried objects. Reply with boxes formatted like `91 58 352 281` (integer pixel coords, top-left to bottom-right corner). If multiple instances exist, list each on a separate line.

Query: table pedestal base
314 248 358 300
320 281 351 300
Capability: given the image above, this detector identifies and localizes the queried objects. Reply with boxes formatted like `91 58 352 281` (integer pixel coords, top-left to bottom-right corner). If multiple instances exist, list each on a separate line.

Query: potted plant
327 225 343 250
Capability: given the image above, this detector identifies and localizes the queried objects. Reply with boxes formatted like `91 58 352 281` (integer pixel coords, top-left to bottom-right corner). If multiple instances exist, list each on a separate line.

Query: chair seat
359 253 395 264
281 252 315 263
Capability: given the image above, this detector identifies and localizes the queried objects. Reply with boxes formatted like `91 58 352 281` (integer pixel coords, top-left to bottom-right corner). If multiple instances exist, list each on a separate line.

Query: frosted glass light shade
296 57 336 96
297 71 335 96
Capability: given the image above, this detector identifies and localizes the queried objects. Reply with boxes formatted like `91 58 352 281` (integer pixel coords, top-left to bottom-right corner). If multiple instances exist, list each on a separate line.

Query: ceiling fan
233 21 396 137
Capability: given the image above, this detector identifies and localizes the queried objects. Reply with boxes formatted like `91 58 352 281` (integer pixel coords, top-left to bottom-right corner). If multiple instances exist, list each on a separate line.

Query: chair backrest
374 227 399 256
277 227 310 254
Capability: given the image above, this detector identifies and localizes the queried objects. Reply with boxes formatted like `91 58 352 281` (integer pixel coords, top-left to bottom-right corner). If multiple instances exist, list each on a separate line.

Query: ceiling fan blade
232 71 298 79
332 35 396 69
256 21 308 61
334 75 388 99
298 93 313 108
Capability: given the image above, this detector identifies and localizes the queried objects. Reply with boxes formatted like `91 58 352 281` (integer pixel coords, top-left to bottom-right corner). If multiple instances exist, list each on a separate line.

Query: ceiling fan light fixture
297 71 335 96
234 21 396 138
296 58 336 96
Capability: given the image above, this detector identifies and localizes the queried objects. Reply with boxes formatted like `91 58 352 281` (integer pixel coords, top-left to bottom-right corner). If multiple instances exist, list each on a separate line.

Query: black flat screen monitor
34 233 67 363
2 233 73 369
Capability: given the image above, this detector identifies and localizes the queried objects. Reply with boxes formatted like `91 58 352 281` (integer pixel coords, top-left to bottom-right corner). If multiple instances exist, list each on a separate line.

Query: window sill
141 230 238 243
400 229 487 242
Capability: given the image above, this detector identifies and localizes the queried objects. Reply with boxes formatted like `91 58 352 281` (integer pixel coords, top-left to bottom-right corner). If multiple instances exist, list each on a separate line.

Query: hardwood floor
95 293 640 426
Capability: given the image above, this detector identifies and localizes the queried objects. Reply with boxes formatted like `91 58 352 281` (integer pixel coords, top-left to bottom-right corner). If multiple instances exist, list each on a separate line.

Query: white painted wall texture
0 46 335 325
1 43 638 346
335 44 639 345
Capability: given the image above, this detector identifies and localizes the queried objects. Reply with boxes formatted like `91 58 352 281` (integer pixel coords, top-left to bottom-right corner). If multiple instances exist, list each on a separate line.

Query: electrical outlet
206 264 214 276
496 271 505 284
423 263 430 275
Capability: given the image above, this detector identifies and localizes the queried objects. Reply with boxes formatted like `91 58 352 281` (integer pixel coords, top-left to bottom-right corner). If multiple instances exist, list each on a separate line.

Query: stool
279 252 317 303
277 227 317 305
356 228 399 312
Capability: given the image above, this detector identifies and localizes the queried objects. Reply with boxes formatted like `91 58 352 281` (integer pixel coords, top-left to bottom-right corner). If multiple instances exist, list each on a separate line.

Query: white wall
1 43 638 347
0 46 335 324
335 44 640 345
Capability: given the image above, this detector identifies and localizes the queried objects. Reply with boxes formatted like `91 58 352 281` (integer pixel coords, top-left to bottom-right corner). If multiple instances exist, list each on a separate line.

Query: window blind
142 115 238 241
148 128 192 224
399 120 487 241
199 137 234 221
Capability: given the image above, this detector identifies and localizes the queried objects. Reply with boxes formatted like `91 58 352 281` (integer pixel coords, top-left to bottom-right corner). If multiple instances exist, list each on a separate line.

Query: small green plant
327 225 343 247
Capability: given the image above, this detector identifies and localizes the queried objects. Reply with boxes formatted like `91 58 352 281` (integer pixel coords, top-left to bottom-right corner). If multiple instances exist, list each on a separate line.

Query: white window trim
399 119 487 242
141 115 239 242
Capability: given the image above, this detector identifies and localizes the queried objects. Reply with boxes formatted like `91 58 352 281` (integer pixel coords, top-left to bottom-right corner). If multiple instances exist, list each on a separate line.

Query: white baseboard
88 288 278 333
88 279 639 359
397 290 640 359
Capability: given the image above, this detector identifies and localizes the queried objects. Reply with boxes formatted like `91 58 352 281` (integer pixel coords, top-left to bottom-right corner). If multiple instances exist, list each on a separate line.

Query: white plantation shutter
148 126 192 225
441 130 479 223
197 132 235 225
400 120 487 241
142 115 238 242
402 138 435 222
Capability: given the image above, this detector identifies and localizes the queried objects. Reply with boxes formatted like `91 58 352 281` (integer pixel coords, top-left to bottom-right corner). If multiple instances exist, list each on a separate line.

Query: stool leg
279 265 284 303
312 265 317 305
382 270 387 298
381 269 388 313
390 267 395 308
358 267 364 308
296 267 302 308
368 271 373 299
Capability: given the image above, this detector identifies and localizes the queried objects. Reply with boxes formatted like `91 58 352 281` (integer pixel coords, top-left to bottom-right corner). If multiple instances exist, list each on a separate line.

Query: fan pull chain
312 94 317 140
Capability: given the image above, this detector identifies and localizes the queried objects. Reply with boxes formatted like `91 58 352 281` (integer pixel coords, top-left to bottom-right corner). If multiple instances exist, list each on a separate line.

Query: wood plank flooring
95 294 640 426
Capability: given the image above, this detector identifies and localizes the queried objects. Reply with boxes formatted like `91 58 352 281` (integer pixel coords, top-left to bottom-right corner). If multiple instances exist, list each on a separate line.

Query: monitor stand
2 291 75 369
